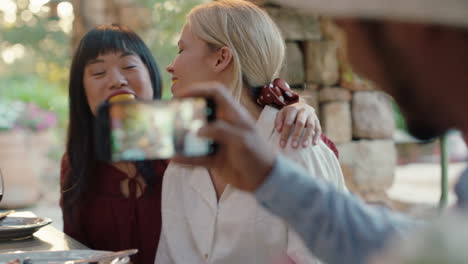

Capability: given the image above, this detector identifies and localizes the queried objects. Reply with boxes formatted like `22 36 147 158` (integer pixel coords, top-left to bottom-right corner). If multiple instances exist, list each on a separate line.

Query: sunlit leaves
29 0 51 14
0 0 71 87
134 0 209 98
1 44 25 64
0 0 18 24
57 1 74 33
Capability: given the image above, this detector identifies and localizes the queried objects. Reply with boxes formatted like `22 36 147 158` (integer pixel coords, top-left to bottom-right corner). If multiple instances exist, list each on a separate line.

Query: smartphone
94 97 216 161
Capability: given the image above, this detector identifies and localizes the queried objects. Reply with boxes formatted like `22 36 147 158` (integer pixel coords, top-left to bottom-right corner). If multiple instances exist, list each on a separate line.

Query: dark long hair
62 24 162 218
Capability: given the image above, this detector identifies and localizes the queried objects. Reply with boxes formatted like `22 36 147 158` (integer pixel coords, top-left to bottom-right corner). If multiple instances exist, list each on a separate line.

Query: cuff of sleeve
255 157 309 214
255 157 285 205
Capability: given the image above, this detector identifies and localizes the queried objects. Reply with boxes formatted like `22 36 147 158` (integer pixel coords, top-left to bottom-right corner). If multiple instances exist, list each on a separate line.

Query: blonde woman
156 1 347 263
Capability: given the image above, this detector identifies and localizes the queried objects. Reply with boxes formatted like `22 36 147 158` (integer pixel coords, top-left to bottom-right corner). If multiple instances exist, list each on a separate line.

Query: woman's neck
240 88 263 121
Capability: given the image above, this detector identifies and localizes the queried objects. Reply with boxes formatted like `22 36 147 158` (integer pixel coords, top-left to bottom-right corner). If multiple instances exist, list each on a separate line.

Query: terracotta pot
0 130 41 208
28 130 53 173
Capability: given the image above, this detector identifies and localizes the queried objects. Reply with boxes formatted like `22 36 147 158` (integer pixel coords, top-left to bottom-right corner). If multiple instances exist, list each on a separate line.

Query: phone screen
96 98 216 161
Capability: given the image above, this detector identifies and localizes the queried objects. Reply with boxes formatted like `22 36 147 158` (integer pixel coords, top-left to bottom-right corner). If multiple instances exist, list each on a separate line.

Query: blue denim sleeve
455 169 468 209
255 157 419 264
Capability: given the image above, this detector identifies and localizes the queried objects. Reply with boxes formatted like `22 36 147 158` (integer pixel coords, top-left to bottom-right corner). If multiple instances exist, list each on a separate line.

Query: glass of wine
0 168 4 202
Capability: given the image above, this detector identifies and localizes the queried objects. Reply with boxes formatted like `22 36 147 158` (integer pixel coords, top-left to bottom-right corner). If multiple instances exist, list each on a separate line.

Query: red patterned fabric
321 134 339 159
256 78 299 108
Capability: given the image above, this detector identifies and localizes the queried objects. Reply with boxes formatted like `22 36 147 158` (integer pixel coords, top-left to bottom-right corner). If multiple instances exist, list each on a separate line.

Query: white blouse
155 106 347 264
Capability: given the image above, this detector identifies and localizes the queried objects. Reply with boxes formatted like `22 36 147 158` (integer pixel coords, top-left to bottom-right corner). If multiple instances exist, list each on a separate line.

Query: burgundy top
321 134 339 159
60 157 168 264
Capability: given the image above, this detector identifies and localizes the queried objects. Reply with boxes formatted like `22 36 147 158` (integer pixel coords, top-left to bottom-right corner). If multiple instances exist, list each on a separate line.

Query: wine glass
0 168 4 203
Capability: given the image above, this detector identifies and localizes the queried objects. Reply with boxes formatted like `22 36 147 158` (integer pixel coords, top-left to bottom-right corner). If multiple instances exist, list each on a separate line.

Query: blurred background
0 0 466 230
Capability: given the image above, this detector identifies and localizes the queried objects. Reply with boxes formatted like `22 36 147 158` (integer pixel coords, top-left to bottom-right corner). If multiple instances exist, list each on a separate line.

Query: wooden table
0 211 87 253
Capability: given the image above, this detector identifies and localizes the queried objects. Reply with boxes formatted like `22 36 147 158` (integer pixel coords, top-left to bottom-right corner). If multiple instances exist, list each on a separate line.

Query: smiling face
166 24 221 97
83 51 153 115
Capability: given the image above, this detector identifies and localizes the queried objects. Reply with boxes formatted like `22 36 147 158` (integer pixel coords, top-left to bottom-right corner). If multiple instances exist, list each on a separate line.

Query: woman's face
167 24 220 97
83 51 153 115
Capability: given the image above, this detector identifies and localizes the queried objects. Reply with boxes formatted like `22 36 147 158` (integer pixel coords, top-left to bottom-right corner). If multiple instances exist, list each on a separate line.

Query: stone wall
257 1 397 206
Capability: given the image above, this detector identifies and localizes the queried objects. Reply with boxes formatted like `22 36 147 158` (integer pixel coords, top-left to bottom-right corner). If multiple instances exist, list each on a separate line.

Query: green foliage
136 0 210 99
0 75 68 129
0 100 23 132
393 101 408 130
0 2 71 86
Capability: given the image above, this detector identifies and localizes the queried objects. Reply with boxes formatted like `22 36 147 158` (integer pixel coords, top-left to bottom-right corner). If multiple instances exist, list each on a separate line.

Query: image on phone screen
96 98 215 161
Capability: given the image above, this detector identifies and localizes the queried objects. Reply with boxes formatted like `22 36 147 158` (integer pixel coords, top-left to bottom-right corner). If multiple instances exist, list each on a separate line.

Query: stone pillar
255 1 397 207
279 43 305 86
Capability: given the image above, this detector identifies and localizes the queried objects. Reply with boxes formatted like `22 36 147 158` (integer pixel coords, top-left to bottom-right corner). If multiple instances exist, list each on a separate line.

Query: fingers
279 106 298 148
302 116 315 148
275 109 286 133
312 117 322 145
290 109 307 149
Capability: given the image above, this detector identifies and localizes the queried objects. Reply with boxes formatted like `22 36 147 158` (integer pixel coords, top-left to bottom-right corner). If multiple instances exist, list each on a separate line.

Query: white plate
0 217 52 241
0 249 118 263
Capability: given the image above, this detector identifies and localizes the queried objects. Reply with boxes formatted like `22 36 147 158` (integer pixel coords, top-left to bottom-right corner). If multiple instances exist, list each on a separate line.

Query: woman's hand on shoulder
275 101 321 149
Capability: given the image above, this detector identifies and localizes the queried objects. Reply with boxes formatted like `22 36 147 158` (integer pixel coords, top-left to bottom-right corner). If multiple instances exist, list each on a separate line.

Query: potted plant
0 100 57 208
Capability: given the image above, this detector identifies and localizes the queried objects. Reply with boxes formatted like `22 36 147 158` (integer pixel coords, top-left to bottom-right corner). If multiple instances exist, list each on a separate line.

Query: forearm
255 157 419 264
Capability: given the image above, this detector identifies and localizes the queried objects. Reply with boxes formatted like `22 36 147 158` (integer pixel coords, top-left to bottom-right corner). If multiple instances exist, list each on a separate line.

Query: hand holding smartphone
94 97 216 161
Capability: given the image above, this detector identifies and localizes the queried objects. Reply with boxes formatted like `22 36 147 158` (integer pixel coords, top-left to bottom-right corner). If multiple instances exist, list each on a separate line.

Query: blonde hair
187 0 285 100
